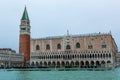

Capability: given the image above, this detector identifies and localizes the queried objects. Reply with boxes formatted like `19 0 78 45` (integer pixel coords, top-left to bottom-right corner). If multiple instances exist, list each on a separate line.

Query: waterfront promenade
5 67 113 71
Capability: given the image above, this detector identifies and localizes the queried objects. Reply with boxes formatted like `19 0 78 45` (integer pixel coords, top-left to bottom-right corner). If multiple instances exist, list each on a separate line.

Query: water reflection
16 71 33 80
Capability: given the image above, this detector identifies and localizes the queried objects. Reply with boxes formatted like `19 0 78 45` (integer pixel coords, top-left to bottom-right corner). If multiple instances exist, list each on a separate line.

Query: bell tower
19 6 31 66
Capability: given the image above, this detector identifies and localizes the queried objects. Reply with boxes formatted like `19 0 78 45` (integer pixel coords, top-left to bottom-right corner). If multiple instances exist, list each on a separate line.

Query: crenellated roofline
31 32 112 40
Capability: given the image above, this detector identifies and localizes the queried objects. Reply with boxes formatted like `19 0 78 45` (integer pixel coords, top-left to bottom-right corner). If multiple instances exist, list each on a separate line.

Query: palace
19 7 118 68
30 33 117 68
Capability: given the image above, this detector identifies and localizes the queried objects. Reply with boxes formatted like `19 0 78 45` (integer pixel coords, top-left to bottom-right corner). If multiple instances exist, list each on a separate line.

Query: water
0 68 120 80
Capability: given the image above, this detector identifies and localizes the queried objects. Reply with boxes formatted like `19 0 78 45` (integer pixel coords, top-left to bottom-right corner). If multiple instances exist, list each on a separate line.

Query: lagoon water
0 68 120 80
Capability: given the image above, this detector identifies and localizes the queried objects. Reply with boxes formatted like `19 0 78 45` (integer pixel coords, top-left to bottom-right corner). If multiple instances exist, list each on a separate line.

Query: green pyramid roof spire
21 6 29 20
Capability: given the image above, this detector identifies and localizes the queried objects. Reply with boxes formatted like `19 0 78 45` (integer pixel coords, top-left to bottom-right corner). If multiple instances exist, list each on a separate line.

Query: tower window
76 42 80 48
66 45 71 49
88 44 93 49
46 44 50 50
57 44 61 49
36 45 40 50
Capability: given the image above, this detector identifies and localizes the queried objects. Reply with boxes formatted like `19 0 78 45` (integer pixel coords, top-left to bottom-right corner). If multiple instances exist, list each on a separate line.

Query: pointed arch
100 54 102 58
57 61 60 67
46 44 50 50
107 61 111 64
40 61 42 66
77 54 79 58
87 54 89 58
85 61 89 66
72 55 74 59
106 54 108 58
101 60 105 67
76 42 80 48
52 61 56 67
44 61 47 67
75 61 79 67
48 61 51 67
31 62 35 66
36 45 40 50
98 54 100 58
95 54 97 58
66 45 71 49
36 62 39 66
57 44 61 49
96 61 100 67
80 61 84 66
61 61 65 67
91 61 94 66
70 61 74 67
85 54 86 58
82 54 84 58
92 54 94 58
80 54 82 58
103 54 105 58
109 54 111 58
90 54 92 58
66 61 69 67
101 60 105 64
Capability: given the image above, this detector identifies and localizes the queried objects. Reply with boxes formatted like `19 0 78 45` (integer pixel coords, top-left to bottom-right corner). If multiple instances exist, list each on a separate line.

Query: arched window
109 54 111 58
57 44 61 49
66 45 71 49
88 44 93 49
76 42 80 48
101 42 107 48
36 45 40 50
46 44 50 50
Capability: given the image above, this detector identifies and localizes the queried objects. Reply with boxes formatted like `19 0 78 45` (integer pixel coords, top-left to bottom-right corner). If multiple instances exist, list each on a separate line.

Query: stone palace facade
30 32 117 68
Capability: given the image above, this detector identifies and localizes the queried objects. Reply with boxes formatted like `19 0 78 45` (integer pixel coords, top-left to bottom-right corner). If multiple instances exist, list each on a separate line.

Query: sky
0 0 120 52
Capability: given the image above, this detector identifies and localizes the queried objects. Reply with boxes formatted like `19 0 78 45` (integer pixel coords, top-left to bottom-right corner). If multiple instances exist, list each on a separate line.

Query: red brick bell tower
19 6 31 66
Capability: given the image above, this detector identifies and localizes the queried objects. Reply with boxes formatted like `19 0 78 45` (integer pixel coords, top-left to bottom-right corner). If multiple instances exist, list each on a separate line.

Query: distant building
116 52 120 65
19 7 118 68
0 48 24 68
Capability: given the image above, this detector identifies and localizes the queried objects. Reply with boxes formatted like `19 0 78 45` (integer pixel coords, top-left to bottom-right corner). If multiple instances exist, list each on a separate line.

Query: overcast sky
0 0 120 52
